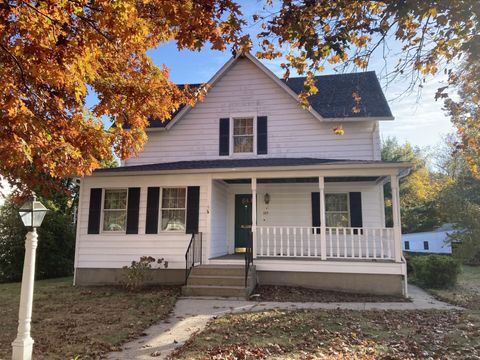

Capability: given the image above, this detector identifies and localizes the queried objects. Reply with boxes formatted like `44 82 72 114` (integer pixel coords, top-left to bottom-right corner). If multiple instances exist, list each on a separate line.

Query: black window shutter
311 192 321 234
186 186 200 234
126 188 140 234
87 188 102 234
257 116 268 154
219 118 230 156
145 187 160 234
349 192 363 227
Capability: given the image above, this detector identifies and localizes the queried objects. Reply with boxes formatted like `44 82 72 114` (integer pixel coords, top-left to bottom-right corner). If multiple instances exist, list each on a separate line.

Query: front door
234 194 252 253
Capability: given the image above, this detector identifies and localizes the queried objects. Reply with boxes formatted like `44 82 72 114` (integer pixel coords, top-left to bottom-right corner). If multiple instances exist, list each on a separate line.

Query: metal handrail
185 232 202 284
244 231 253 287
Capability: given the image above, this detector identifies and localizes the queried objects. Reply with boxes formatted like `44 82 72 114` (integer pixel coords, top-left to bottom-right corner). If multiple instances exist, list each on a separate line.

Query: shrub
122 256 167 291
0 200 75 283
411 255 461 289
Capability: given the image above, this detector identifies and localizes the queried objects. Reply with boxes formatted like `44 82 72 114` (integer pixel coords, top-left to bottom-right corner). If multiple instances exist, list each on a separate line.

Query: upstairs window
161 188 186 231
423 241 429 250
103 189 127 232
325 193 349 227
404 241 410 250
233 117 254 153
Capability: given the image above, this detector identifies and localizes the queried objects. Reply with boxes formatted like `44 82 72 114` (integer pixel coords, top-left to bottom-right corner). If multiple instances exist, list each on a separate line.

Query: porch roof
94 157 409 176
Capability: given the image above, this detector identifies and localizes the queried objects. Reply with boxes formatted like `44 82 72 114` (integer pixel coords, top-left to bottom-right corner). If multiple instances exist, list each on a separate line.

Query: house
402 224 454 254
73 53 410 297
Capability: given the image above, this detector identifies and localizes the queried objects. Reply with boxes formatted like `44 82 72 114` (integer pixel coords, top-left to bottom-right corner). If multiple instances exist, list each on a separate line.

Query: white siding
76 173 386 267
402 231 452 254
76 174 210 269
210 180 228 257
125 58 379 166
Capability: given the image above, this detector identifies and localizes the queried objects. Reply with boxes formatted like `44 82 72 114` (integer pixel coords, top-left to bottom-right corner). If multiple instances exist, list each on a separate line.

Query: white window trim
325 192 350 228
101 188 128 234
159 187 188 233
229 114 257 156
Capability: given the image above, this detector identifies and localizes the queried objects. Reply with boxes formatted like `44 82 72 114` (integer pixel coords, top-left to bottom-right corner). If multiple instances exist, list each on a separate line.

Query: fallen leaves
172 309 480 359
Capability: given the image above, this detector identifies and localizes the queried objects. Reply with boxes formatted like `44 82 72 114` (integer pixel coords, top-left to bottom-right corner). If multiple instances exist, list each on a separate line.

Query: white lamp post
12 195 48 360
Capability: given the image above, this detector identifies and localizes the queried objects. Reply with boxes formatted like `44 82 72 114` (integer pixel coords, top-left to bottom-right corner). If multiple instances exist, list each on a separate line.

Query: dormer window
233 117 254 153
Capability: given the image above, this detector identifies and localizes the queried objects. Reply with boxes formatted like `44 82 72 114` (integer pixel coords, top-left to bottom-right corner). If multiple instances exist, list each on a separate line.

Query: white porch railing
256 226 396 260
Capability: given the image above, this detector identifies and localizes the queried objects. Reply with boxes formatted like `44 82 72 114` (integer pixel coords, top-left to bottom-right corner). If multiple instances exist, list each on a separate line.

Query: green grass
173 309 480 359
0 277 179 359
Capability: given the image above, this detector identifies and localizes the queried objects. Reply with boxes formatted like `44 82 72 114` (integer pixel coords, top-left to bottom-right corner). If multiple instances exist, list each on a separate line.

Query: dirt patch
0 277 179 359
252 285 409 302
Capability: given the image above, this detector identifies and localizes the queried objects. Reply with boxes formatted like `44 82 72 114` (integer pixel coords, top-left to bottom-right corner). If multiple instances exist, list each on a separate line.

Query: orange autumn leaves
1 0 479 197
0 0 249 195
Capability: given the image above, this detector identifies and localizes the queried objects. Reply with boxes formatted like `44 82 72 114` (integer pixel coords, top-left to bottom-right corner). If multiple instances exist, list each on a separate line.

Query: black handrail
185 232 202 284
245 231 253 287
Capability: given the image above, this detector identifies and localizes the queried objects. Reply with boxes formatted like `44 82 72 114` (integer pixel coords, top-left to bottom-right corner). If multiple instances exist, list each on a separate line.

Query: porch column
391 174 402 262
251 177 257 259
319 176 327 260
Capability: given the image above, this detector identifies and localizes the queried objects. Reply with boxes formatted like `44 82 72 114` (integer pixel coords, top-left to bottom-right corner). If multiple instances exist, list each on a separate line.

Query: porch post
251 177 257 259
319 176 327 260
391 174 402 262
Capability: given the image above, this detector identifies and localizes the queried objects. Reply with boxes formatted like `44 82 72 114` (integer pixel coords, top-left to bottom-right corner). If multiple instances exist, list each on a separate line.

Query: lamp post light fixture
12 195 48 360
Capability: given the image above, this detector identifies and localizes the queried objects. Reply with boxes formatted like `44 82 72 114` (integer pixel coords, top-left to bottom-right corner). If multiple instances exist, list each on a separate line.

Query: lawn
0 277 179 360
426 265 480 310
174 265 480 359
173 309 480 359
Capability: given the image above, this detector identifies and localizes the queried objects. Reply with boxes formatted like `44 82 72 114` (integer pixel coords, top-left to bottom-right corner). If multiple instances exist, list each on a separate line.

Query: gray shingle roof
95 157 403 174
124 70 392 129
283 71 392 119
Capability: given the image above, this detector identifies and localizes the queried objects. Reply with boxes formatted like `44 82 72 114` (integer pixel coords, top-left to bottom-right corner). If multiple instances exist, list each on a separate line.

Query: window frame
324 192 350 228
159 187 188 233
229 114 257 156
101 188 128 234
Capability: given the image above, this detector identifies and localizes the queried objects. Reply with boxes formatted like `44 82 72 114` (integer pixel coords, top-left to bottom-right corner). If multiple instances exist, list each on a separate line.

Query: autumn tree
434 135 480 264
1 1 479 196
0 0 249 195
381 137 445 233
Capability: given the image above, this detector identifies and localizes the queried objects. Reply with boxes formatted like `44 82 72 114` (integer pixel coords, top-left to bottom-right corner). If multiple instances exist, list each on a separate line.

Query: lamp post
12 195 48 360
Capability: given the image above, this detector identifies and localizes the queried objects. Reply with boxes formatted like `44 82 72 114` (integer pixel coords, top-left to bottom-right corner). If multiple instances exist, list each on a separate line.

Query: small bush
411 255 461 289
122 256 167 291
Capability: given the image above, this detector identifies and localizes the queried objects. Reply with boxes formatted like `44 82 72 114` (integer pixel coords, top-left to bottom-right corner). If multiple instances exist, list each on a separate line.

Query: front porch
208 173 404 264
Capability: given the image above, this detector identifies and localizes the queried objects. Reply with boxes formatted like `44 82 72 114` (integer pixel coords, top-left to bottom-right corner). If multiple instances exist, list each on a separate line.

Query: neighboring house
402 224 454 254
74 53 410 296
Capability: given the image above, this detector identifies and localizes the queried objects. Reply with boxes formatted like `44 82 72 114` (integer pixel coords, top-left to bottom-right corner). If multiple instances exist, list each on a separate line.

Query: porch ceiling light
264 193 271 204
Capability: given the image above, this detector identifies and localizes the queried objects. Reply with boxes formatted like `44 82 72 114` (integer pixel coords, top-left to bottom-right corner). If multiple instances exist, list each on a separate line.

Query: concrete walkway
107 285 462 360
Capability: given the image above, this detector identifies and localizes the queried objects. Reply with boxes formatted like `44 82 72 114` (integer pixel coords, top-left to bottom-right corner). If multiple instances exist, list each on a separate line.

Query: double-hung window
161 188 186 231
325 193 349 227
103 189 127 232
233 117 254 153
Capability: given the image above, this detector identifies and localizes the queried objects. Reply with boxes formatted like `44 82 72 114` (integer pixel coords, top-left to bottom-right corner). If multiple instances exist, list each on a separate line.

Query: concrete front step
187 274 249 287
182 264 257 298
191 265 245 277
182 285 249 298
